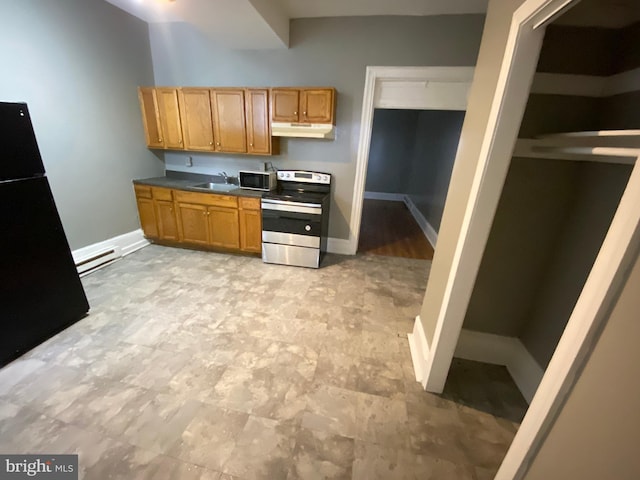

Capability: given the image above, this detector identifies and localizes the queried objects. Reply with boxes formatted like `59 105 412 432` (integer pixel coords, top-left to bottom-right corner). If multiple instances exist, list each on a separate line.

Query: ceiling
104 0 489 49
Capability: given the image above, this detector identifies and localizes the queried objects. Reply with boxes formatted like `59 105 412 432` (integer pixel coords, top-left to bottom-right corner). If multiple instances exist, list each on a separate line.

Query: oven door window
262 209 321 237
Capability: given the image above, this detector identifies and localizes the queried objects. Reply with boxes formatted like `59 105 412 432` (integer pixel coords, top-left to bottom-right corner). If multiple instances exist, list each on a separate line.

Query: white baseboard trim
326 237 353 255
364 191 406 201
403 195 438 248
455 329 544 404
72 229 149 276
408 315 430 384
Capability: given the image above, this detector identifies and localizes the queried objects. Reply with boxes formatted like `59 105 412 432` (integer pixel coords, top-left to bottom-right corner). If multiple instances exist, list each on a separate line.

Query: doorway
349 66 475 256
358 108 465 260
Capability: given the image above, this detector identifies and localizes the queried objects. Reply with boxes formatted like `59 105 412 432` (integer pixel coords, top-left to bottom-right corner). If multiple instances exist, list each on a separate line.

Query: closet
461 5 640 400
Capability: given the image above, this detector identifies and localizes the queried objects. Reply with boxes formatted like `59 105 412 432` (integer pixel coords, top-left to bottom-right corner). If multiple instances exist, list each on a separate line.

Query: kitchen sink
192 182 238 192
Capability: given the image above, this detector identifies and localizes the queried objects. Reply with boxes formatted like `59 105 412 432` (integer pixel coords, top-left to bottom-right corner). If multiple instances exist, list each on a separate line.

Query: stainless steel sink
192 183 237 192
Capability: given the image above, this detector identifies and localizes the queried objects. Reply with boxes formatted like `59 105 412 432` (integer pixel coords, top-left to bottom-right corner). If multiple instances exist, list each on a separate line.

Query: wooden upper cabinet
245 89 271 155
138 87 164 148
271 87 335 124
178 88 215 151
155 88 184 149
271 89 300 122
300 88 335 124
211 89 247 153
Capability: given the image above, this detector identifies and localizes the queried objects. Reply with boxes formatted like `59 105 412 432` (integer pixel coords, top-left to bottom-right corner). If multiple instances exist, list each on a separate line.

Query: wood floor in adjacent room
358 199 434 260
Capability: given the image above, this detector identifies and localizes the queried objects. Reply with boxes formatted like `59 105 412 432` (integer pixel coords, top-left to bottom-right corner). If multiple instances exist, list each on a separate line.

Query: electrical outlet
186 156 193 167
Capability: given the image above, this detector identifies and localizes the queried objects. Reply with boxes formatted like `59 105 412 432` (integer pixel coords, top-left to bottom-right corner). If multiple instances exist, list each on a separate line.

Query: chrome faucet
218 171 228 184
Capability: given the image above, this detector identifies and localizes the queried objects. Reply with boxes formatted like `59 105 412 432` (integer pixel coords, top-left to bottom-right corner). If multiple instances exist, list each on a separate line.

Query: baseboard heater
75 247 120 277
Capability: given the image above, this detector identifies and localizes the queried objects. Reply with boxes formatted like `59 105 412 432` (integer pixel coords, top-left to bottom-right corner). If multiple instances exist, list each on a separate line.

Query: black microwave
238 170 277 191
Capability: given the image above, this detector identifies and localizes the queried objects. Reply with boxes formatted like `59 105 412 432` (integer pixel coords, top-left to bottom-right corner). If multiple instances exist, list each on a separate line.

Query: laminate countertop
133 176 264 199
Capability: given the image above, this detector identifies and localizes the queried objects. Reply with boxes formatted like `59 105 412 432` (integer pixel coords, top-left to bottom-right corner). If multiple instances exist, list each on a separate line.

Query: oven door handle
261 199 322 215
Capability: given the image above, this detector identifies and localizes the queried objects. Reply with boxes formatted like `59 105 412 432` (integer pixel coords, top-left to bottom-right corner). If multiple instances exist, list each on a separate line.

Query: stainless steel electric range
261 170 331 268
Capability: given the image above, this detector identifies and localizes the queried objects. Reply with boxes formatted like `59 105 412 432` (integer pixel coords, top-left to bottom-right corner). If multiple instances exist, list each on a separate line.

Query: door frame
407 0 640 478
348 66 475 255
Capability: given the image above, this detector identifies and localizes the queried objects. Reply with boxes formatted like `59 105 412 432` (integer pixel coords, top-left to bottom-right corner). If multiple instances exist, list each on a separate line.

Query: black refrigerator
0 102 89 367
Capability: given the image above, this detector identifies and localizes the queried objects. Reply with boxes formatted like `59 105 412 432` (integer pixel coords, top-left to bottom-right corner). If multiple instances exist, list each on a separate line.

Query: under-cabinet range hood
271 122 335 139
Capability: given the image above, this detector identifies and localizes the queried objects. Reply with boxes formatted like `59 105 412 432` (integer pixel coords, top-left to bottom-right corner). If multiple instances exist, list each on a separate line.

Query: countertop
133 176 264 199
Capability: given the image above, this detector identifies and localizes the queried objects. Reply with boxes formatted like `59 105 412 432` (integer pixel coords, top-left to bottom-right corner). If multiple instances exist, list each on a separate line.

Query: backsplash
164 151 282 176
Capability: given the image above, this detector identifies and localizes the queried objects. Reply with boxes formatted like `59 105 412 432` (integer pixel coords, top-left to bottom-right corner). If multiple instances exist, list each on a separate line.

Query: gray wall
364 109 465 232
407 110 465 231
463 158 582 336
523 247 640 480
519 162 631 367
0 0 164 250
149 15 485 240
365 109 418 194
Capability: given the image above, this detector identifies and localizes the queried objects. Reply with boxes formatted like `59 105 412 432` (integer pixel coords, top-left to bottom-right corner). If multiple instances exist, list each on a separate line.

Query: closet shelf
514 138 640 164
514 130 640 164
537 130 640 139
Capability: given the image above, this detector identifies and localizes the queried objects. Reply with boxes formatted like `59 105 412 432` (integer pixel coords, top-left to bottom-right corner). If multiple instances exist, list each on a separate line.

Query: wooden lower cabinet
209 207 240 249
136 196 158 238
155 199 178 241
135 184 261 254
176 202 209 245
134 185 159 237
239 197 262 253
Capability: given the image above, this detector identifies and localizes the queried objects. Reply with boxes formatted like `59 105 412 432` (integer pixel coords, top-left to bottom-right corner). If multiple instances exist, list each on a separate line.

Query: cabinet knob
293 111 297 115
158 138 162 142
216 142 220 146
209 141 213 145
249 143 253 147
303 112 306 115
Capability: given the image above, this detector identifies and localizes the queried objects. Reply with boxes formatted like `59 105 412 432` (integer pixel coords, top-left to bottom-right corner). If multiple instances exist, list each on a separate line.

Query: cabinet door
156 88 184 149
211 89 247 153
271 89 299 122
176 202 209 245
155 200 178 241
138 87 164 148
208 206 240 249
300 88 334 124
245 89 271 155
136 197 158 238
239 207 262 253
179 88 215 151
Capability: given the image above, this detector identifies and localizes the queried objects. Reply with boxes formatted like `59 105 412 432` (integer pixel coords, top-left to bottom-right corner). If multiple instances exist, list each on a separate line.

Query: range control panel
277 170 331 185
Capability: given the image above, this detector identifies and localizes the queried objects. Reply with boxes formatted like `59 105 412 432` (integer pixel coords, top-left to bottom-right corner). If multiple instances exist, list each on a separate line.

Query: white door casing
349 66 474 255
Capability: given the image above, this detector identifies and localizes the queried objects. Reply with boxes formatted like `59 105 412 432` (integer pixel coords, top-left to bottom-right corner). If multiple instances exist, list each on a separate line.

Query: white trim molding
455 329 544 404
363 191 405 201
349 66 474 255
403 195 438 248
72 229 149 276
408 315 430 383
326 237 352 255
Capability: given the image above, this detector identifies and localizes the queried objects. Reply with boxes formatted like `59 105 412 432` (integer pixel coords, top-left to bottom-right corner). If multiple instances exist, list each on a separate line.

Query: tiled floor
0 245 527 479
